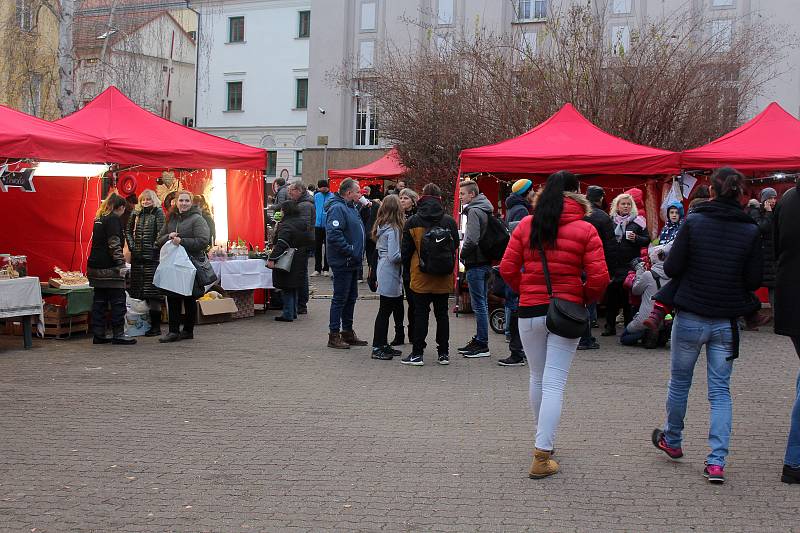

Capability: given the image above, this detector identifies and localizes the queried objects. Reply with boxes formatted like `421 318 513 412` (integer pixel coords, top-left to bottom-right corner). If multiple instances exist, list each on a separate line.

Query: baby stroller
489 266 508 335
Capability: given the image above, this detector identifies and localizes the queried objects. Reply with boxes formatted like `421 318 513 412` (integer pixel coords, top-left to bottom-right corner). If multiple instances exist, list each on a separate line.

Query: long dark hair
529 171 579 249
711 167 745 200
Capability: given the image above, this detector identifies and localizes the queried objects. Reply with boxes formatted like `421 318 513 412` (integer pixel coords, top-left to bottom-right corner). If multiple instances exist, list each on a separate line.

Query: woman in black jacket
88 193 136 345
651 167 762 485
126 189 166 336
747 187 777 306
155 190 211 343
267 201 314 322
602 193 650 336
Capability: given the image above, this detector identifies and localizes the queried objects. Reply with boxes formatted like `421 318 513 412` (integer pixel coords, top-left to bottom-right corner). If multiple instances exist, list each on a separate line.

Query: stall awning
681 102 800 171
459 104 681 175
328 148 408 179
57 86 266 169
0 104 107 163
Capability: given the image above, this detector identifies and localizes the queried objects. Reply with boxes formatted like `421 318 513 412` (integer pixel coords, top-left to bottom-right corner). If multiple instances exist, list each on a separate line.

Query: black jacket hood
417 196 445 223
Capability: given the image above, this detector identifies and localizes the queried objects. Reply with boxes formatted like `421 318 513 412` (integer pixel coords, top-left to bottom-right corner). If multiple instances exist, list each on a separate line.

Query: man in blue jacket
325 178 367 349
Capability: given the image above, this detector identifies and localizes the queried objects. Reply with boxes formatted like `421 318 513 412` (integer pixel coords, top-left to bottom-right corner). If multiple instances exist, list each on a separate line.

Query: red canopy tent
681 102 800 172
327 148 408 192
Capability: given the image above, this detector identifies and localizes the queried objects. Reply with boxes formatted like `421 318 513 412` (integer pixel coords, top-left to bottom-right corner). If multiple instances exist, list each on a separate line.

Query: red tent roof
57 86 265 169
459 104 680 175
328 148 408 179
681 102 800 171
0 104 107 163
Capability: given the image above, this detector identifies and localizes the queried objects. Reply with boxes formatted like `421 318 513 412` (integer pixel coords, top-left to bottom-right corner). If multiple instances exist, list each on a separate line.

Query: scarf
613 213 634 242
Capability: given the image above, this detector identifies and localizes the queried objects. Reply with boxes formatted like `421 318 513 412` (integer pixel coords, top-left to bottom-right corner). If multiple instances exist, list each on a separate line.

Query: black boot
782 464 800 484
145 310 162 337
111 326 137 345
390 327 405 346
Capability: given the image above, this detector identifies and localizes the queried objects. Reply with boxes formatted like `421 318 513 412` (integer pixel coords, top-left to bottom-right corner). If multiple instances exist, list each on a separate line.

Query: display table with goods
0 276 44 349
210 257 273 319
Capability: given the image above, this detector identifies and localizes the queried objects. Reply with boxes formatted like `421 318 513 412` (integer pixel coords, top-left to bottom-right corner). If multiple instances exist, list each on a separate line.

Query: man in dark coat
773 181 800 484
289 182 315 315
579 185 614 349
748 187 777 308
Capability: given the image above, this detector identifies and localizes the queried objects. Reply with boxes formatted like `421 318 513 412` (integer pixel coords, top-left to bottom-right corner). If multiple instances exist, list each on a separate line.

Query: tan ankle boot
341 330 368 346
328 332 351 349
529 448 559 479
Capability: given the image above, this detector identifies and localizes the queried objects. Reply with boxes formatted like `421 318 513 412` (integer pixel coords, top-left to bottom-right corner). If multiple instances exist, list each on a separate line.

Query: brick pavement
1 290 799 532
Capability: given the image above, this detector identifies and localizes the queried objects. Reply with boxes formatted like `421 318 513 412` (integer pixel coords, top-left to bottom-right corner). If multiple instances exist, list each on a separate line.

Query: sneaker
498 353 526 366
437 353 450 365
651 429 683 460
504 333 511 343
384 345 402 356
322 271 331 277
457 338 479 354
400 353 424 366
577 341 600 350
371 347 394 360
310 271 321 277
462 342 490 358
704 464 725 484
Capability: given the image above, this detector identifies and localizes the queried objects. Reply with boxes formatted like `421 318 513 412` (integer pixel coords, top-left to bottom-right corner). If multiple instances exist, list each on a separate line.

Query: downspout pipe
186 0 200 127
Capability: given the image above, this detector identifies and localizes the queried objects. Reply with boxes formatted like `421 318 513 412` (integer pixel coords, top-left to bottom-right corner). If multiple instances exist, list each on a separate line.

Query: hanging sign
0 162 36 192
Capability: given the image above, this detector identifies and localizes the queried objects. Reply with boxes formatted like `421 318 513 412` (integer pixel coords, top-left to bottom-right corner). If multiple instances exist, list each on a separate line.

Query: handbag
273 238 296 272
538 243 588 339
190 254 218 287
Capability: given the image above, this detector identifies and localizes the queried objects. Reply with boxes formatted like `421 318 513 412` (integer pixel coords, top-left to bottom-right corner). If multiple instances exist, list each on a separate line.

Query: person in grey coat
370 195 405 360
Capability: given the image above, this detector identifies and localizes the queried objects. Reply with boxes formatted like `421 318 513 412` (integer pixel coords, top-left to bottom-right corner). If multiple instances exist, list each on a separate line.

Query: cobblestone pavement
1 286 799 532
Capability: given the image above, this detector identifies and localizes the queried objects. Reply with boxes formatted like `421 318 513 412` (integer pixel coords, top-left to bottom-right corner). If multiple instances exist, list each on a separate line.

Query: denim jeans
298 250 309 312
786 336 800 468
282 288 298 320
329 269 359 333
504 286 518 337
620 327 645 346
663 312 735 467
518 316 579 451
466 264 491 344
579 303 598 346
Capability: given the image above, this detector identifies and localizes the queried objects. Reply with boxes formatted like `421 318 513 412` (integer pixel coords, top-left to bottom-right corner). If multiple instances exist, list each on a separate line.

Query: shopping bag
153 242 197 296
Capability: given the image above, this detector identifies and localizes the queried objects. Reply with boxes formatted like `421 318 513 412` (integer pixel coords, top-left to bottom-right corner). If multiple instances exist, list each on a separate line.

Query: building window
298 10 311 38
709 19 733 51
295 78 308 109
16 0 33 31
610 25 630 56
712 0 734 6
354 95 378 147
228 16 244 43
610 0 632 15
295 151 304 176
522 31 537 56
437 0 454 26
359 40 375 69
267 151 277 177
360 1 376 32
23 74 42 116
517 0 547 21
226 81 242 111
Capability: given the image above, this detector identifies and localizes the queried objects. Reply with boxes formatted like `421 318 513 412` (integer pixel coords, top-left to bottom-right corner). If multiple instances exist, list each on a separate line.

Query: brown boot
341 330 368 346
328 332 350 349
529 448 559 479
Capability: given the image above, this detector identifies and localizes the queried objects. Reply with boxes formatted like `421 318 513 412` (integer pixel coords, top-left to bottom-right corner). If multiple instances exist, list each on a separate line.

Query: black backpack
419 225 456 275
479 213 511 261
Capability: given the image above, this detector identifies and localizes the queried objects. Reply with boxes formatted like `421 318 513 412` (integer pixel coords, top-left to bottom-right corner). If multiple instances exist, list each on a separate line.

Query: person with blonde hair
370 194 406 360
602 192 649 336
126 189 166 336
88 193 136 345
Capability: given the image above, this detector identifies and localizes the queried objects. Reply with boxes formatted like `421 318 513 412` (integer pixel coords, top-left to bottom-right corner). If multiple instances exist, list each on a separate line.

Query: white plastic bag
153 242 197 296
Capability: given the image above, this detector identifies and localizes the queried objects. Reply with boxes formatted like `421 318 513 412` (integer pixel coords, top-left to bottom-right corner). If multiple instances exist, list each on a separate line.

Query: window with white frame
354 95 378 147
611 0 632 15
517 0 547 20
226 81 242 111
709 19 733 51
359 40 375 69
610 25 630 56
360 1 376 32
295 151 304 176
712 0 734 6
16 0 33 31
266 151 277 177
295 78 308 109
228 16 244 42
298 10 310 38
437 0 454 26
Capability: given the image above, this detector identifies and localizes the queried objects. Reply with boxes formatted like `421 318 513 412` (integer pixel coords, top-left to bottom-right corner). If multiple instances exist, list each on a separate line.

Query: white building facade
191 0 311 182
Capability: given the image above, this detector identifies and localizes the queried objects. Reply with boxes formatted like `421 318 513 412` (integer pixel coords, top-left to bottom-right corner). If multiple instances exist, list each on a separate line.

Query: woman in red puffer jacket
500 171 609 480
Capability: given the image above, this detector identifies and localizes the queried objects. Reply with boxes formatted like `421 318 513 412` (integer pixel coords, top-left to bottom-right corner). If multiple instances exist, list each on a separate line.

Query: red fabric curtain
226 170 265 250
0 176 102 278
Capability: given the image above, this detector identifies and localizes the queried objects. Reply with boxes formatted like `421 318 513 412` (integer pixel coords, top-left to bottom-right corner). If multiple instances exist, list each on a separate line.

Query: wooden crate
42 312 89 339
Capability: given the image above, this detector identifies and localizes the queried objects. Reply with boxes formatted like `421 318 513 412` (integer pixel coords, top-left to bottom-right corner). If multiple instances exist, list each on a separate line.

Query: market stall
0 277 44 348
327 148 408 194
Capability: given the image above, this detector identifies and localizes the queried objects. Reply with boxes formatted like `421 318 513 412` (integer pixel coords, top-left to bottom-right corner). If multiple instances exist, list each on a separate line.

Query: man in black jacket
578 186 613 350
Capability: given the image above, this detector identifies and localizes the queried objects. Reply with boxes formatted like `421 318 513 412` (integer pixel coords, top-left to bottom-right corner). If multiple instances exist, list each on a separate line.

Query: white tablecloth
0 276 45 335
211 259 274 291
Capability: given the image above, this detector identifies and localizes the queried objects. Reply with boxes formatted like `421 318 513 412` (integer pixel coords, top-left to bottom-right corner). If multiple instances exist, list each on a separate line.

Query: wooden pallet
42 313 89 339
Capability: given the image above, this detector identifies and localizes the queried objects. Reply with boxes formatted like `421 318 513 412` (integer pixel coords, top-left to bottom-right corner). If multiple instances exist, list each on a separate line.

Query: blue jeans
620 327 645 346
786 336 800 467
282 288 298 320
329 269 359 333
504 286 518 337
467 264 491 344
663 312 735 467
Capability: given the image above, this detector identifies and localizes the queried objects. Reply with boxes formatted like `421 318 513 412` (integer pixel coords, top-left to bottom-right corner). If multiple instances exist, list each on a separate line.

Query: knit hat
760 187 777 203
511 179 532 196
586 185 605 203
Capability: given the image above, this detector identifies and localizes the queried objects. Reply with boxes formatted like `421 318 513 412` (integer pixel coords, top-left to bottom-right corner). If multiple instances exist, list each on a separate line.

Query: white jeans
518 316 579 451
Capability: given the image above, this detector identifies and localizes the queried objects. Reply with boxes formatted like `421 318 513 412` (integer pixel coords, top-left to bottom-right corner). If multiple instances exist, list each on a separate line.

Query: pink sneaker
704 464 725 484
651 429 683 460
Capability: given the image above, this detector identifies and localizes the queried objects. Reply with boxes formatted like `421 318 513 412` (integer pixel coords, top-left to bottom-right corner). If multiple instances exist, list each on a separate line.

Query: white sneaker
311 271 321 277
322 271 331 277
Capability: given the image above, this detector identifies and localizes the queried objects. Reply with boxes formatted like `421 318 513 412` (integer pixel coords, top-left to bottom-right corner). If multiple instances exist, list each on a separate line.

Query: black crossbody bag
538 243 589 339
